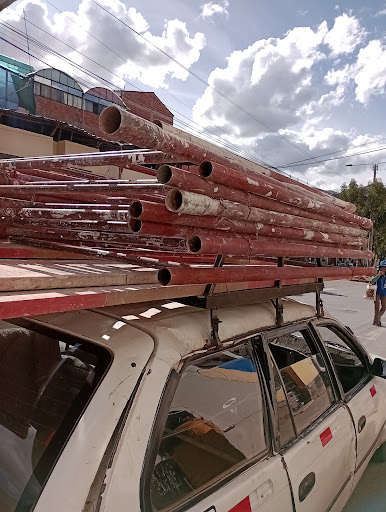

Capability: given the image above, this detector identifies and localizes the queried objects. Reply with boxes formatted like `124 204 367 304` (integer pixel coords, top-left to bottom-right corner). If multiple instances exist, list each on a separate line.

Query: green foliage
340 180 386 259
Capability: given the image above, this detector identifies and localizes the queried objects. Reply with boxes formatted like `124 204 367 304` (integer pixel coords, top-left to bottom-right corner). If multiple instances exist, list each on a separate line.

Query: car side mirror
371 358 386 378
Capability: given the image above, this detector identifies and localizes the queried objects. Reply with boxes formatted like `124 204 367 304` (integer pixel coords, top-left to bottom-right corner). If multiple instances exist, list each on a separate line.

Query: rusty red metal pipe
165 189 366 239
198 162 371 229
131 217 366 248
187 234 373 259
100 106 353 212
0 150 178 172
158 165 361 230
158 265 376 286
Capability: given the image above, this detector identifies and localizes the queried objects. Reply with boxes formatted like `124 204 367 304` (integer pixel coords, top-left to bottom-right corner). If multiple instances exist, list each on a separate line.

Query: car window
0 320 111 512
150 345 268 511
268 329 335 435
270 357 296 447
316 325 366 395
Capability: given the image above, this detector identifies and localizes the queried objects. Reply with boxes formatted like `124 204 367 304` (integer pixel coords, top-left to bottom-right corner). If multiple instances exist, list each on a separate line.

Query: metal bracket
204 254 224 297
275 257 285 288
205 254 224 348
316 258 324 318
270 298 284 326
207 308 222 348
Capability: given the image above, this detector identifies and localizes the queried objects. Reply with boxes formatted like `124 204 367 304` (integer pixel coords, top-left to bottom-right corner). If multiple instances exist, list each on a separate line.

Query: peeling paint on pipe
198 161 371 229
158 164 361 230
166 189 366 239
153 118 354 212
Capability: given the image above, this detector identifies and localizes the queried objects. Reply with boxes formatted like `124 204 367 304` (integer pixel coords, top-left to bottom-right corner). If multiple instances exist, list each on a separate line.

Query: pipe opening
188 235 202 253
129 218 141 232
100 106 122 134
165 189 183 212
130 201 143 218
199 161 213 178
157 165 172 184
158 268 171 286
153 120 164 128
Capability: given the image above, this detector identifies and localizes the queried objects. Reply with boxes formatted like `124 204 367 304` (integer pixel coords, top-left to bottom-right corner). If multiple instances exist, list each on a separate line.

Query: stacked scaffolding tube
0 106 376 287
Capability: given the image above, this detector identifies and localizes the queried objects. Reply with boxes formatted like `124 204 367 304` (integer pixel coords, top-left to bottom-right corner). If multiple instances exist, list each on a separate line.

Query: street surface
296 280 386 511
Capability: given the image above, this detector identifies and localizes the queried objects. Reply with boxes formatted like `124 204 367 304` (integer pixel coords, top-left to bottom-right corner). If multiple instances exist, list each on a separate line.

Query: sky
1 0 386 191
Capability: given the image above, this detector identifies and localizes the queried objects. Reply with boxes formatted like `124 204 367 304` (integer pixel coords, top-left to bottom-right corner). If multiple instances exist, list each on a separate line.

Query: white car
1 297 386 512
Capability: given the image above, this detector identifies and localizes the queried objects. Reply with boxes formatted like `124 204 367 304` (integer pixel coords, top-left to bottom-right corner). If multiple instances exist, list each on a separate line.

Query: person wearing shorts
372 260 386 326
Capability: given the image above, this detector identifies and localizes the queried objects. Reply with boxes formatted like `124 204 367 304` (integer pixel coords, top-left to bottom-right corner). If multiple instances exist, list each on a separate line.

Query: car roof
30 298 317 358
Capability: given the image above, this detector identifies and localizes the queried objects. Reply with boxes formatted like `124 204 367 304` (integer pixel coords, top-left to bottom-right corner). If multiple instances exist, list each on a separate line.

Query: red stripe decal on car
320 427 333 447
370 385 376 397
229 497 252 512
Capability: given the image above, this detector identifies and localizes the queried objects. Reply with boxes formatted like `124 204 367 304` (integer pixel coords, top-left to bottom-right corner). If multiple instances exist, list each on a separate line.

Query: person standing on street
373 260 386 326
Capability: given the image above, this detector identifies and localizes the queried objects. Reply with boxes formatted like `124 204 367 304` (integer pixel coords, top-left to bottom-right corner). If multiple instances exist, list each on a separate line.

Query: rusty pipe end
165 189 183 212
187 235 202 253
153 119 164 128
100 106 122 135
158 268 172 285
157 165 172 184
129 218 141 232
199 161 213 178
130 201 143 218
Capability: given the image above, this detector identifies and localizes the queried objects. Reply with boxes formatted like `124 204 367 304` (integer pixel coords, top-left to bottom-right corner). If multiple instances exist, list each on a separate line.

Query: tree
340 179 386 260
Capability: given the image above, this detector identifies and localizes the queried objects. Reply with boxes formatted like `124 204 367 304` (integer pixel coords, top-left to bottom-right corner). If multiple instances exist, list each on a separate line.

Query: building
0 54 174 178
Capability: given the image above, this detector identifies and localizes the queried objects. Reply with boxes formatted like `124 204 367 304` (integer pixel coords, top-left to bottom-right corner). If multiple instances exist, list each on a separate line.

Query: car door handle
358 415 366 433
299 472 316 502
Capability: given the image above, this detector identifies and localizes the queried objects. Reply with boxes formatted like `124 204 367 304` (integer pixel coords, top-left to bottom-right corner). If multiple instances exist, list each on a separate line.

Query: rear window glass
0 320 111 512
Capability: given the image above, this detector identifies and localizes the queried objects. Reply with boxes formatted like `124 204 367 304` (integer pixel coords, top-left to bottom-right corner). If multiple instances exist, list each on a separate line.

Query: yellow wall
0 124 53 157
0 125 145 181
54 139 144 180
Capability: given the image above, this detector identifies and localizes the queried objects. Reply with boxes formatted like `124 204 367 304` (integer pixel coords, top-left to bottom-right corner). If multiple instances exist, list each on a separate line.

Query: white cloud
353 40 386 104
0 0 206 89
376 8 386 16
324 13 366 55
200 1 229 19
193 22 328 140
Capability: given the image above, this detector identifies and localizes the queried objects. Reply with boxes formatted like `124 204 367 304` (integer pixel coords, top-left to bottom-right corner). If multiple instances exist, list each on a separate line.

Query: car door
263 324 356 512
143 342 294 512
313 321 386 487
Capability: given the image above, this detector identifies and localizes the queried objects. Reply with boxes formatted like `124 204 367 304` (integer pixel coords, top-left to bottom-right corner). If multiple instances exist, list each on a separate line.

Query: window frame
310 319 372 402
262 321 341 450
1 318 112 512
140 339 273 512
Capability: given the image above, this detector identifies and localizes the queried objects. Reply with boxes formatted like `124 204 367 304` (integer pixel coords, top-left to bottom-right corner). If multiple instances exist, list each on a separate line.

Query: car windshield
0 320 111 512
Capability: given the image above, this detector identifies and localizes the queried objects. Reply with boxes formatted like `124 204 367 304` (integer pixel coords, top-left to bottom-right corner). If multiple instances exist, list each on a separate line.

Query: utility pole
346 163 380 183
373 163 378 182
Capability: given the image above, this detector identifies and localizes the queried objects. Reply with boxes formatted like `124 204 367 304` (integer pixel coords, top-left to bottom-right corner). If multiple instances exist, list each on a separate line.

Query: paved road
296 280 386 511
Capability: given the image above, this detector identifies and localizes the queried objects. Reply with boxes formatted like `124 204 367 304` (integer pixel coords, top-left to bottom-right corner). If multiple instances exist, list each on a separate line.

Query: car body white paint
21 298 386 512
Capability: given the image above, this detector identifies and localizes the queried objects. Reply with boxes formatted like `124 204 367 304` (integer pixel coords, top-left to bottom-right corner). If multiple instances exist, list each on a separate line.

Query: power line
90 0 349 181
34 0 287 171
0 14 345 187
1 16 296 180
281 145 386 167
0 18 275 167
278 136 386 167
3 3 341 185
0 28 330 189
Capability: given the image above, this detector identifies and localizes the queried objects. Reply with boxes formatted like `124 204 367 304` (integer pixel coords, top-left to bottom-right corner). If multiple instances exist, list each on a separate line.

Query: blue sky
2 0 386 190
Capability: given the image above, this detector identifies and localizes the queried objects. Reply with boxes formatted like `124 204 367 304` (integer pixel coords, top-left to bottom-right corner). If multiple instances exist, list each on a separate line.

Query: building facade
0 54 174 178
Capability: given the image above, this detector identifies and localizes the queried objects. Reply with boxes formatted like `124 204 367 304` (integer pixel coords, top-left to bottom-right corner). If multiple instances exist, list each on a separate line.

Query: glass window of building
32 68 84 110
